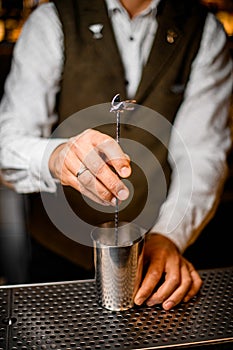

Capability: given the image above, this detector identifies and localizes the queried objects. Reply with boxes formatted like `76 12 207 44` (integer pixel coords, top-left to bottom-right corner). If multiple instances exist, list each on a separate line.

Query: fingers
134 257 164 306
161 260 202 310
160 261 193 310
134 235 202 310
49 129 131 205
60 145 117 205
68 168 114 206
81 154 129 201
137 259 202 310
146 261 181 308
183 260 203 303
73 129 131 177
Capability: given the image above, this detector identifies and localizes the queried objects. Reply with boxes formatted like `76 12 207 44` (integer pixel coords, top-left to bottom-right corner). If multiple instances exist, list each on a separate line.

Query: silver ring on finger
76 165 88 178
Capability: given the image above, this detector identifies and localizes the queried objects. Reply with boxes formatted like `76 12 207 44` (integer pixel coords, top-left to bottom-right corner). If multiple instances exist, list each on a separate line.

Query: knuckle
99 188 112 201
72 129 93 150
99 136 118 152
62 158 69 170
170 275 180 288
67 137 76 149
60 169 70 184
104 137 115 147
185 276 192 288
149 269 161 281
79 171 93 186
91 159 104 174
66 141 78 157
107 178 120 192
77 182 86 193
198 278 203 288
194 277 203 290
83 129 103 144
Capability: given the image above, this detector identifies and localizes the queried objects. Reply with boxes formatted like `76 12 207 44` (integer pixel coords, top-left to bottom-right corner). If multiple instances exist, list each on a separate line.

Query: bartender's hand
134 234 203 310
49 129 131 205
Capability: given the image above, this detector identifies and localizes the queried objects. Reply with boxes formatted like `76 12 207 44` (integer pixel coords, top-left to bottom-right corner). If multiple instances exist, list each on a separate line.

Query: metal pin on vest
110 94 136 243
88 24 103 39
166 29 178 44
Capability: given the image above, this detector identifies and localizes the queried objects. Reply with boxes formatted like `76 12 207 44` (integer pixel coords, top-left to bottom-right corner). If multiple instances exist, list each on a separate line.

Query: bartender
0 0 232 310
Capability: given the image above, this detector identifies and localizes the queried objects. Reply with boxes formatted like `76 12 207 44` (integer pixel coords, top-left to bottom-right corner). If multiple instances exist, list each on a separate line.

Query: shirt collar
105 0 161 18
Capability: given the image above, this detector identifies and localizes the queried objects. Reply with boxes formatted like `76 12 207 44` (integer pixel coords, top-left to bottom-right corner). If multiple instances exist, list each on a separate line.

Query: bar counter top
0 266 232 350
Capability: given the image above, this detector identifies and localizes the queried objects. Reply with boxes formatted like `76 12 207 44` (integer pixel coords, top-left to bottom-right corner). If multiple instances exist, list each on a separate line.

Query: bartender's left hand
134 234 202 310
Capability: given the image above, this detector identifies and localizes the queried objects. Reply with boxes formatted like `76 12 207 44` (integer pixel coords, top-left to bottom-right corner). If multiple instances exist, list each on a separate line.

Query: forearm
0 3 65 193
151 13 233 252
151 154 229 253
0 127 67 193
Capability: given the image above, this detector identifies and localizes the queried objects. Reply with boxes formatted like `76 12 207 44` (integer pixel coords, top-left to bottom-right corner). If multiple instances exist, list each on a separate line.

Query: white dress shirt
0 1 232 252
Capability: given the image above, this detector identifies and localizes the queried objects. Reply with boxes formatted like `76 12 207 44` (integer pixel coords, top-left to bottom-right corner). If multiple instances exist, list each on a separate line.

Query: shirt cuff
149 201 196 253
29 138 67 192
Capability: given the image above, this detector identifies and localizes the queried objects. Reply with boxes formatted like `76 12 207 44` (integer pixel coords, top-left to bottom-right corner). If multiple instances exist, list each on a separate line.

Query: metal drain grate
0 267 232 349
0 289 9 350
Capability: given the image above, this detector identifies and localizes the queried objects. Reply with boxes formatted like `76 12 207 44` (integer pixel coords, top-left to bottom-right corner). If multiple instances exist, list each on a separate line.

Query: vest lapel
136 24 182 103
135 1 186 103
79 0 127 99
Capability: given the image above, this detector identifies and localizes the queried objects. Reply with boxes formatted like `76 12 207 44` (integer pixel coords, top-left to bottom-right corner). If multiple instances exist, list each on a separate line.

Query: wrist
48 143 66 179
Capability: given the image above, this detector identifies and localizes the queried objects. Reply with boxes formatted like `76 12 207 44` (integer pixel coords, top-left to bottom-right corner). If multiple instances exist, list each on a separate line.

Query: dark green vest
27 0 207 269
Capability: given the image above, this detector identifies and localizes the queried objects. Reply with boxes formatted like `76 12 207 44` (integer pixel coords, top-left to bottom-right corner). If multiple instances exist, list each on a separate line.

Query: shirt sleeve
0 3 66 193
151 13 233 252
